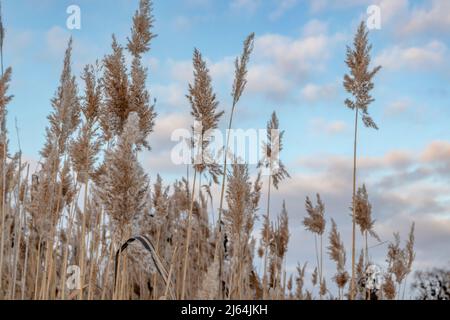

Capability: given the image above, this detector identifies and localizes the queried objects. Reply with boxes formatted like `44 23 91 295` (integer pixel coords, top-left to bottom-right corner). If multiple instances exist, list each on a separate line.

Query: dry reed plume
343 21 381 300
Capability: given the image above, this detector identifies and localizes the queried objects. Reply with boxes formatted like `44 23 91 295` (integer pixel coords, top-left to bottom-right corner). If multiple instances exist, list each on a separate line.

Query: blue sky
3 0 450 295
5 0 450 163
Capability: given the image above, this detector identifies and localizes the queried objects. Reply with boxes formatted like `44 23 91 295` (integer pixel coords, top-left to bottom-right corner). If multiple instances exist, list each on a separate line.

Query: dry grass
0 0 421 301
344 21 382 300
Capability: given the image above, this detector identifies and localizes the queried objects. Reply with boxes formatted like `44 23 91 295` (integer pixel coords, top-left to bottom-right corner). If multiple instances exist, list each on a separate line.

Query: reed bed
0 0 422 300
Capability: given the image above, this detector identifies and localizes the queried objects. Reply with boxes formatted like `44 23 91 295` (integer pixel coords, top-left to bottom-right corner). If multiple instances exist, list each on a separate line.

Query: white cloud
306 0 405 14
230 0 261 13
310 0 450 39
375 41 447 71
22 154 41 174
315 0 450 38
208 57 235 82
400 0 450 36
421 140 450 164
278 141 450 281
247 64 292 99
40 26 100 73
377 0 409 26
302 19 328 37
246 32 342 101
376 214 450 268
7 29 33 65
305 0 408 29
306 0 369 13
149 112 192 152
301 82 338 103
9 29 33 54
45 26 70 58
168 59 193 84
326 121 347 134
144 151 187 177
153 83 186 109
306 0 328 13
171 14 212 31
255 33 331 77
161 30 342 103
142 113 192 177
384 99 410 116
184 0 213 7
167 56 234 86
172 16 193 31
310 118 347 135
269 0 299 21
148 57 160 71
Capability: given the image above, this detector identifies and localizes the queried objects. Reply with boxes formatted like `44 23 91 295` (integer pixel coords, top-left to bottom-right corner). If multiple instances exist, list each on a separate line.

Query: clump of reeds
180 47 224 300
385 222 415 299
303 194 325 298
222 163 261 299
266 201 290 299
0 0 423 302
294 262 307 300
215 33 254 299
327 219 349 299
258 111 290 299
353 184 380 265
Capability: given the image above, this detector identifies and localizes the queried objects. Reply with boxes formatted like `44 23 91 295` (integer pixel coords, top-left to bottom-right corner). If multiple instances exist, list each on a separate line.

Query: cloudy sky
4 0 450 295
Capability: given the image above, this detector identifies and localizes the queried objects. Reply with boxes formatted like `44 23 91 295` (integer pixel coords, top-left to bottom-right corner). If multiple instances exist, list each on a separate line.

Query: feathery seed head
303 194 325 235
343 21 381 130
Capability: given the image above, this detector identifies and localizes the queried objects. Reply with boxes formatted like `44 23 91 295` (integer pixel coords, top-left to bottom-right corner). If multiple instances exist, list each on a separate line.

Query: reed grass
0 1 420 301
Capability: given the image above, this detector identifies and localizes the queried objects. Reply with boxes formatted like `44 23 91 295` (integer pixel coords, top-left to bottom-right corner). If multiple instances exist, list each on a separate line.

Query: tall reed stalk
343 21 381 299
180 49 223 299
0 0 5 295
259 112 289 298
215 33 254 298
